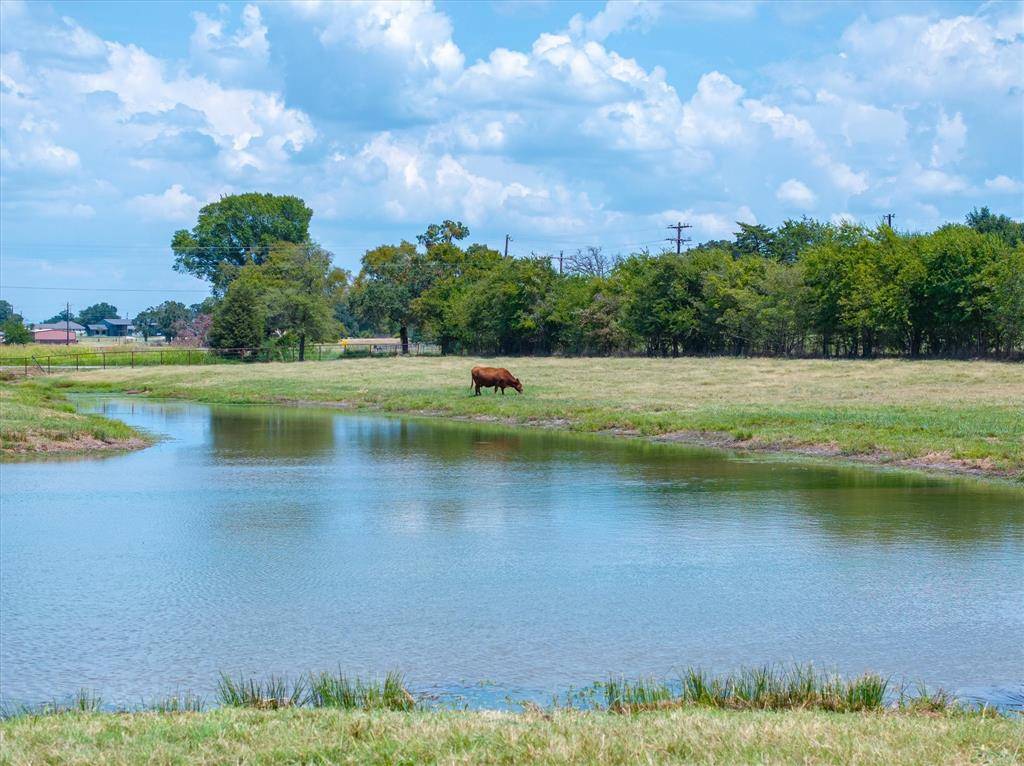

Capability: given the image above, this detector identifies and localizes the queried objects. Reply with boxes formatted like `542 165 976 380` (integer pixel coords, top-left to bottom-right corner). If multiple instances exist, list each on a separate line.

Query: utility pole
504 234 512 258
558 250 563 275
65 300 71 346
666 221 692 254
882 212 895 228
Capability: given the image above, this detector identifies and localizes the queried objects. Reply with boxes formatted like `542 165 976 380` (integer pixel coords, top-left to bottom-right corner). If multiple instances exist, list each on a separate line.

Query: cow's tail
469 372 475 390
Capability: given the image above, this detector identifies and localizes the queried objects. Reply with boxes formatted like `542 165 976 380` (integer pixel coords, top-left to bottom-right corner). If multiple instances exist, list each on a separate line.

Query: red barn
32 329 78 344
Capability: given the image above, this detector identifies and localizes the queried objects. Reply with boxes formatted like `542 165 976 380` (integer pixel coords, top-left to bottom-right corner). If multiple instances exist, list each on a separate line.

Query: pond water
1 397 1022 710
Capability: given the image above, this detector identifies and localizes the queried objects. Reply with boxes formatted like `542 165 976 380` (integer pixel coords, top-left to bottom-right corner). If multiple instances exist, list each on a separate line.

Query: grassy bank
0 381 150 456
3 707 1021 765
42 356 1024 481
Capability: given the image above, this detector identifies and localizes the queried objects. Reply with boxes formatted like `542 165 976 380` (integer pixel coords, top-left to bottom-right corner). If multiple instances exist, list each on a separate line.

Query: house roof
36 321 85 331
103 318 133 326
87 324 107 331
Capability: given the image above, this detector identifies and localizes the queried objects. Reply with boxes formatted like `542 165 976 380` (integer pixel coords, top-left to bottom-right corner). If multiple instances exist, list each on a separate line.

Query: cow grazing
470 366 523 395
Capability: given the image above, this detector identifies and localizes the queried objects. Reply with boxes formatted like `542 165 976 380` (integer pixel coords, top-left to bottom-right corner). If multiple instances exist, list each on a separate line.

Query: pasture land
1 707 1020 766
35 356 1024 481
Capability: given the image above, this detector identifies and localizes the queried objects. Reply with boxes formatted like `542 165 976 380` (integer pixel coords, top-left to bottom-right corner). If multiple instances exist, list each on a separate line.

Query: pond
1 397 1022 710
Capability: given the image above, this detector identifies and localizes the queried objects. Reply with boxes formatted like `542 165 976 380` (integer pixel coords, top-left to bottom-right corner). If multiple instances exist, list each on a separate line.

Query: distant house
102 318 134 337
86 323 108 336
32 328 78 344
35 321 85 334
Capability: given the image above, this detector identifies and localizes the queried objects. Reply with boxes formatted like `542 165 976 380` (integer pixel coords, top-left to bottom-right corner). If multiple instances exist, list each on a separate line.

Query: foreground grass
0 381 149 455
45 356 1024 480
2 707 1021 766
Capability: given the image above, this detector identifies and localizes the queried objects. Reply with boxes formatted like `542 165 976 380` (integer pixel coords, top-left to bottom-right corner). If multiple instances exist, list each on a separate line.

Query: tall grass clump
216 674 305 710
307 670 416 711
603 665 894 714
149 691 205 713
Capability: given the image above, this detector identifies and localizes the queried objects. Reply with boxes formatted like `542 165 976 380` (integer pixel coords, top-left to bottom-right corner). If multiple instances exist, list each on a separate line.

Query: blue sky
1 0 1021 321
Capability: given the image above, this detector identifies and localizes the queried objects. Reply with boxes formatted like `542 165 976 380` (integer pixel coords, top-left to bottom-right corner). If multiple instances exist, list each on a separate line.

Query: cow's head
512 377 524 394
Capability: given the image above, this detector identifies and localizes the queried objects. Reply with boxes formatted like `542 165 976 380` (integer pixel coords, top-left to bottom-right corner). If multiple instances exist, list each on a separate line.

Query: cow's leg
500 385 505 395
474 384 481 396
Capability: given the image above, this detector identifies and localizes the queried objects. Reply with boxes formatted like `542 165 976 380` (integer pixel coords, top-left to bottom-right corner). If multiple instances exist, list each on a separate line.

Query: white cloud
912 167 968 194
568 1 663 42
190 4 270 84
838 12 1023 100
776 179 816 208
129 184 202 221
931 110 966 167
744 98 868 194
657 205 756 239
74 42 315 171
984 175 1023 194
291 0 464 78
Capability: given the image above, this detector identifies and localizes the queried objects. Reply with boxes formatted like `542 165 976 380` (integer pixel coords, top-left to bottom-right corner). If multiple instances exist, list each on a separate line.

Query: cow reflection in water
470 366 523 396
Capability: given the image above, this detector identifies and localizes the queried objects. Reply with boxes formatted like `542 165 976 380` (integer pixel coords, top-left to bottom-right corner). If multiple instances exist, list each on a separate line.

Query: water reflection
1 397 1021 710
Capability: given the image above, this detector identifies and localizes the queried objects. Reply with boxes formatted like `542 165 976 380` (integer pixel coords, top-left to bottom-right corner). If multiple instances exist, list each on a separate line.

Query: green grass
38 356 1024 480
0 380 150 456
600 666 890 713
2 707 1020 765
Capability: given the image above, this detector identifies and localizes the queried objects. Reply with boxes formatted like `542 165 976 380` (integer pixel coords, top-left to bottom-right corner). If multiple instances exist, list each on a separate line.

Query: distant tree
190 296 220 316
417 219 469 249
76 302 119 325
261 242 345 360
734 222 778 259
566 246 616 278
170 314 212 347
134 301 192 340
44 308 74 324
171 193 313 289
1 317 31 344
0 300 16 324
207 276 266 351
350 241 432 354
965 206 1024 246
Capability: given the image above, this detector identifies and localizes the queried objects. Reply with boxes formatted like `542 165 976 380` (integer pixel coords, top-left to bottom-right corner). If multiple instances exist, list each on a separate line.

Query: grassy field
2 707 1021 766
0 381 149 455
39 356 1024 481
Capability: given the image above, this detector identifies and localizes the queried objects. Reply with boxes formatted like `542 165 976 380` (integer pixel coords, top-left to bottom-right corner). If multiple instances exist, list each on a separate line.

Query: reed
306 670 416 711
601 665 895 714
216 674 306 710
148 691 205 713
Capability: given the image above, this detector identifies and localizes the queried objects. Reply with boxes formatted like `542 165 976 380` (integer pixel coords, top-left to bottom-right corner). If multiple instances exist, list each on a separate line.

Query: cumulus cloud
129 184 202 221
190 4 270 85
984 175 1023 194
568 1 663 42
74 42 314 171
776 179 816 208
291 0 464 78
931 110 966 167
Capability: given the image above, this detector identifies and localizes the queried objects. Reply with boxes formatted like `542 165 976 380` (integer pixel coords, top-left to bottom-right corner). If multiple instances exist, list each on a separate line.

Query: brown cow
470 366 523 395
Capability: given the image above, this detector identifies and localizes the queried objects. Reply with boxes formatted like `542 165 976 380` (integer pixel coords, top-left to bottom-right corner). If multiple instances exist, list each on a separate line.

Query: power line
0 285 211 293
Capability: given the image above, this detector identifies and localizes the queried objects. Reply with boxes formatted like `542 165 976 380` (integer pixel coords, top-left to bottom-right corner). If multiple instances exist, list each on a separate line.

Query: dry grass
1 707 1021 766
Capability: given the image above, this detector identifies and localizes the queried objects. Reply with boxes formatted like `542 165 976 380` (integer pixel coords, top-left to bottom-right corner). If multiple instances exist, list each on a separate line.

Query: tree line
8 193 1018 359
189 196 1022 359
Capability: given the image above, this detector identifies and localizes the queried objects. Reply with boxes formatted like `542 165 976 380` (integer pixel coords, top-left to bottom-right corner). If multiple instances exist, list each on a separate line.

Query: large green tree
207 275 266 352
261 242 346 361
1 317 31 344
76 302 118 325
350 242 431 353
172 193 313 290
134 301 192 340
0 300 17 324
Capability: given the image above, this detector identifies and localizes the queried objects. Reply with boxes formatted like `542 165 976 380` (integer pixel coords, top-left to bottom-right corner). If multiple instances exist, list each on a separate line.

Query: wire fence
0 342 441 375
